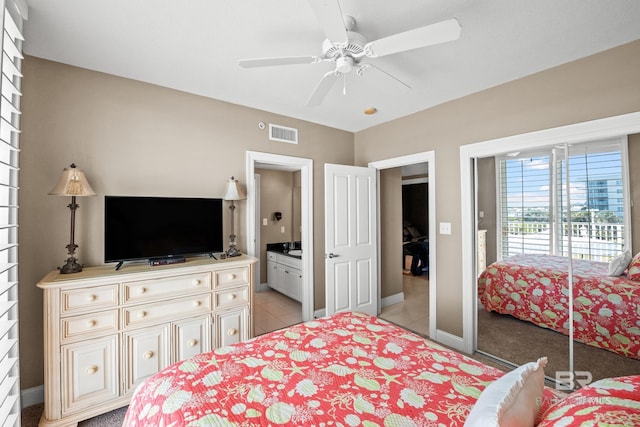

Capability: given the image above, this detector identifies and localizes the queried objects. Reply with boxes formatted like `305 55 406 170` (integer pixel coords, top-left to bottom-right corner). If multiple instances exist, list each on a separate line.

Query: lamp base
59 257 83 274
226 246 242 258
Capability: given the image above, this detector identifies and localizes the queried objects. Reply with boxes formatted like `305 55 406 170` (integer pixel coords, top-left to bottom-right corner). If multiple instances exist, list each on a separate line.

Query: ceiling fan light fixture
240 0 460 107
335 56 354 73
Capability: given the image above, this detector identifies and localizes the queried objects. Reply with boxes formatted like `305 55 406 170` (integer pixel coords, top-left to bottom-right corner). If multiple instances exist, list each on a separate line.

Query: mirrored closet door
474 133 640 388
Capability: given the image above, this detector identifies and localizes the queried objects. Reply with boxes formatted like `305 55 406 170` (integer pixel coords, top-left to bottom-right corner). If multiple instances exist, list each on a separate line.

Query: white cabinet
61 335 118 415
38 255 255 427
122 324 171 394
267 251 302 302
174 316 211 361
215 306 249 347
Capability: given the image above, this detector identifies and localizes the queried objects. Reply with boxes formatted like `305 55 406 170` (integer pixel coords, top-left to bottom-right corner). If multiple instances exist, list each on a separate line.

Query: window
497 138 629 262
0 1 24 425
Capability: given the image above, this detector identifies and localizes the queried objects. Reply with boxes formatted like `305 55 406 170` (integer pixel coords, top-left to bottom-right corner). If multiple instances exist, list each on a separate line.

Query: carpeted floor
477 308 640 382
21 403 127 426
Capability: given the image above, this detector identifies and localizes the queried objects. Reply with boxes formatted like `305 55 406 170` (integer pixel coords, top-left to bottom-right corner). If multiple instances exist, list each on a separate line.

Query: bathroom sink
287 249 302 256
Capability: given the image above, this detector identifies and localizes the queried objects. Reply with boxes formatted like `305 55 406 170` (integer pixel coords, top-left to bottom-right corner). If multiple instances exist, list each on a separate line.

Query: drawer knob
193 300 202 307
137 287 146 295
88 320 97 327
143 351 154 360
192 279 201 286
187 339 198 347
137 311 148 318
86 365 99 375
228 294 236 300
88 294 97 302
229 274 236 280
227 328 237 336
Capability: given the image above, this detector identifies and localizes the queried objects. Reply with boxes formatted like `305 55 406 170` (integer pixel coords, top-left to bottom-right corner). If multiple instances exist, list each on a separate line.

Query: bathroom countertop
266 242 302 259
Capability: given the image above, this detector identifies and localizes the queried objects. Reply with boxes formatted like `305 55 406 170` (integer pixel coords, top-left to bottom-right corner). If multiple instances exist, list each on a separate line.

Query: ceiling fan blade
306 71 340 106
239 56 320 68
364 18 461 58
357 63 411 93
307 0 348 44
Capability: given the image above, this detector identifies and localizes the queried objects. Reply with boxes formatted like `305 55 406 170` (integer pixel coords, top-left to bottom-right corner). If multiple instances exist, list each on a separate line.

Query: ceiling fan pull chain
343 73 347 95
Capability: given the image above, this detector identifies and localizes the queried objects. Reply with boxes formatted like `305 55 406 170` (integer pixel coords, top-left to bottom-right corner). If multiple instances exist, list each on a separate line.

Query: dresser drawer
213 287 249 311
123 294 212 329
61 310 119 343
123 272 211 304
61 285 119 315
214 266 250 288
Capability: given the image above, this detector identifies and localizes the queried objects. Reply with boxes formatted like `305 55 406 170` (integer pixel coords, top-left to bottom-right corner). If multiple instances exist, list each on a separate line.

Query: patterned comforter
478 254 640 359
123 311 554 426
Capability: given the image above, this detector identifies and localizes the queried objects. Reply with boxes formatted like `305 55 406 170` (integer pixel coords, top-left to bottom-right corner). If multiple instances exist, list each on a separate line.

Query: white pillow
608 249 631 276
464 357 547 427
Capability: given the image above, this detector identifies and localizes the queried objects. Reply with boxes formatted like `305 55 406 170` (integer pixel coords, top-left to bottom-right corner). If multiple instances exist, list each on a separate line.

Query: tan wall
354 40 640 337
256 168 295 283
380 168 403 298
19 56 354 389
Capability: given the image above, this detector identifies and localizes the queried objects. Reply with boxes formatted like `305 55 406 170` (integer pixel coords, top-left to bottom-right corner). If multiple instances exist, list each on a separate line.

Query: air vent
269 124 298 144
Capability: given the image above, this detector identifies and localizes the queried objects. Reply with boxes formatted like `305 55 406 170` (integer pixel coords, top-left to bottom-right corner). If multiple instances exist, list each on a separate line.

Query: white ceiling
22 0 640 132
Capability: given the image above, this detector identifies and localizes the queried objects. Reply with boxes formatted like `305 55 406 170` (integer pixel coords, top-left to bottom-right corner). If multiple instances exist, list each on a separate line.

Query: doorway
374 164 430 336
369 151 437 339
246 151 314 334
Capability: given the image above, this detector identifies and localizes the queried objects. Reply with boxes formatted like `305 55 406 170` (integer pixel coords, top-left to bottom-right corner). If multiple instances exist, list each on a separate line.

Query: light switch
440 222 452 235
262 218 268 226
280 226 285 233
479 211 484 218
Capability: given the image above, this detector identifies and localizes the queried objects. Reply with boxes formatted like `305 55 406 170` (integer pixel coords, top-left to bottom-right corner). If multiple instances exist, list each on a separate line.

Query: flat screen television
105 196 224 268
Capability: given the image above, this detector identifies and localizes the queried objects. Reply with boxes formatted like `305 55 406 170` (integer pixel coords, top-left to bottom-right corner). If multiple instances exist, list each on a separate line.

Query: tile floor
379 274 429 336
254 289 303 335
255 273 429 336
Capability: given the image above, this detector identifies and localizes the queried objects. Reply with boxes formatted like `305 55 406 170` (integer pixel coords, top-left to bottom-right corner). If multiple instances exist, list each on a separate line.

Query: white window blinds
497 138 629 262
0 2 23 426
499 153 552 257
557 142 627 260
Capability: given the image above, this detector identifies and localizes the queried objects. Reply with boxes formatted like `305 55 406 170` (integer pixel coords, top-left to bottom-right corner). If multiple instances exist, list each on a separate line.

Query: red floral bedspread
478 254 640 359
124 311 553 426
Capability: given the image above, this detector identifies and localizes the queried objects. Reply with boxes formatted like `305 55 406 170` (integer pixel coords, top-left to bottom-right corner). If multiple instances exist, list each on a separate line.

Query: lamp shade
223 176 246 201
49 164 96 197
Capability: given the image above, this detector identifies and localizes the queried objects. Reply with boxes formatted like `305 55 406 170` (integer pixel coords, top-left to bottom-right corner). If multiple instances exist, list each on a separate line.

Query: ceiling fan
238 0 461 106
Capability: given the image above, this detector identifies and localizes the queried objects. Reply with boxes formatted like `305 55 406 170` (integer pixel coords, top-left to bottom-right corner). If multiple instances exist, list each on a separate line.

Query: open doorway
377 164 430 336
246 151 314 336
369 152 436 339
253 168 303 335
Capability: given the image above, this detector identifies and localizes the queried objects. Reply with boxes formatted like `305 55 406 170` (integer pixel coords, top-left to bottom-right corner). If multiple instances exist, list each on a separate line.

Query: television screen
104 196 224 263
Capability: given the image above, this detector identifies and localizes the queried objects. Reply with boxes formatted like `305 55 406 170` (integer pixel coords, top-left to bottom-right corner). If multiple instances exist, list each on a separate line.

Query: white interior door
324 164 378 316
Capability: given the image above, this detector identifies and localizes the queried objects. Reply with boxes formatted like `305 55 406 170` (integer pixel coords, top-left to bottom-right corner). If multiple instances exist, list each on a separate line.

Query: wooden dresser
37 255 256 427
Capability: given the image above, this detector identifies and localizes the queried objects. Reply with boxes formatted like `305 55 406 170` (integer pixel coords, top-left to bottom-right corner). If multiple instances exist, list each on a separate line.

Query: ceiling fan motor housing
321 30 367 62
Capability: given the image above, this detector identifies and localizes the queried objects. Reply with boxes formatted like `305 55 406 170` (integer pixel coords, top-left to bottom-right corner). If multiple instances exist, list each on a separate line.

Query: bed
478 254 640 360
124 311 565 426
123 311 640 426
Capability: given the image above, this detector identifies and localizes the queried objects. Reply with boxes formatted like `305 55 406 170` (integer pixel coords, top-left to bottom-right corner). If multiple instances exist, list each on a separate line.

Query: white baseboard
313 293 404 319
255 282 269 293
435 329 465 353
313 309 326 319
381 292 404 308
21 385 44 408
